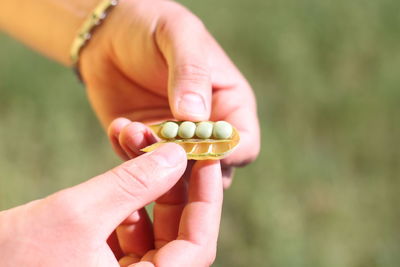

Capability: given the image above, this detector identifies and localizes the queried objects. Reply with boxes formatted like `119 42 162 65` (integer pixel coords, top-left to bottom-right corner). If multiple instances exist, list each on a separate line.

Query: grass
1 0 399 266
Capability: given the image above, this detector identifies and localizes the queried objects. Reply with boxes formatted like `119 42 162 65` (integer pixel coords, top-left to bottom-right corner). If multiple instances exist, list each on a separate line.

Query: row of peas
161 121 233 140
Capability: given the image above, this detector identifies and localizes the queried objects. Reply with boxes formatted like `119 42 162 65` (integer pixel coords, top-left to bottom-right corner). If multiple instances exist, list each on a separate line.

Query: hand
0 144 223 267
80 0 260 187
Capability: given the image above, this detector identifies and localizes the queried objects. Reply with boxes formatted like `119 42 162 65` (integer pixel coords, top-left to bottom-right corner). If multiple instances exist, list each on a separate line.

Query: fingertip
120 122 148 138
161 142 186 155
148 142 187 168
120 122 157 158
108 118 132 138
222 165 234 189
108 118 132 161
222 177 233 189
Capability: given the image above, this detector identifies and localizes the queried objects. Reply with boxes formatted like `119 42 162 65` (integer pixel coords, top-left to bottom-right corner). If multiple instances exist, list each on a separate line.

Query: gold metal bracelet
70 0 119 80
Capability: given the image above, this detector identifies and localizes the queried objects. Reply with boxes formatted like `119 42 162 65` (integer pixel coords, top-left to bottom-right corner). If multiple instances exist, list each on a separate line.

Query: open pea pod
141 121 240 160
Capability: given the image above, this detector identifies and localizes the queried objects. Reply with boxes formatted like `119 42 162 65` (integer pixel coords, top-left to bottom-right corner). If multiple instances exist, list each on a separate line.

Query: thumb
54 143 187 237
156 12 212 121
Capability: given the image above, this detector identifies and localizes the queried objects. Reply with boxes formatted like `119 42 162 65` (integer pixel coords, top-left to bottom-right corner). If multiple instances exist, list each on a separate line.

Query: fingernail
178 93 207 117
149 143 186 167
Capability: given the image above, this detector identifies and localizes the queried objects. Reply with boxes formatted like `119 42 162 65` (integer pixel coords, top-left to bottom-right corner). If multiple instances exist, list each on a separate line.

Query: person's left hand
79 0 260 188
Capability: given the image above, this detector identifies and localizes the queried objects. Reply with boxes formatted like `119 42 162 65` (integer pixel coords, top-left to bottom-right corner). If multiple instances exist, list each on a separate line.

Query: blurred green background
1 0 399 266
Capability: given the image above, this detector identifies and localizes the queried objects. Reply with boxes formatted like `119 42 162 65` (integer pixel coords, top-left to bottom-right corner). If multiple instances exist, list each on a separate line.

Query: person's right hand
0 144 223 267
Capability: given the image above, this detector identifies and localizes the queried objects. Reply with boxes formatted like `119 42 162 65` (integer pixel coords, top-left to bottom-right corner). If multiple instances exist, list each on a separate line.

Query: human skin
0 0 260 187
0 144 223 266
83 0 260 187
0 0 258 264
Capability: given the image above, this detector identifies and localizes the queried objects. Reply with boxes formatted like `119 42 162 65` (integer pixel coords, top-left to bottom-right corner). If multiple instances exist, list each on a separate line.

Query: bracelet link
70 0 119 80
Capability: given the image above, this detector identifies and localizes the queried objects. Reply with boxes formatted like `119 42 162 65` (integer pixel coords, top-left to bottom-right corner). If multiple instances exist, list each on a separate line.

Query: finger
108 118 132 161
128 262 154 267
140 250 157 263
50 143 187 238
209 80 260 167
207 34 260 167
107 230 124 260
119 121 158 158
156 11 212 121
215 98 260 167
117 208 154 257
152 161 194 249
153 160 223 266
221 165 234 189
153 176 188 249
178 160 223 245
119 255 140 267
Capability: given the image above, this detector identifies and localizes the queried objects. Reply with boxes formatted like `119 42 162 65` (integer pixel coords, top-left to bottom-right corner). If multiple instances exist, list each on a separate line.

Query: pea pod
141 121 240 160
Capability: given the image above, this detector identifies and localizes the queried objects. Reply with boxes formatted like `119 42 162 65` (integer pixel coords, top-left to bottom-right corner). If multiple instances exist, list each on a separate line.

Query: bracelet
70 0 119 80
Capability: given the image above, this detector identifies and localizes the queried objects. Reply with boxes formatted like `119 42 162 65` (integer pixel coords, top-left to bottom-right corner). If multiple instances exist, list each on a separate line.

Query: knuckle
107 121 116 138
110 162 152 199
179 12 205 31
175 63 210 83
156 7 206 39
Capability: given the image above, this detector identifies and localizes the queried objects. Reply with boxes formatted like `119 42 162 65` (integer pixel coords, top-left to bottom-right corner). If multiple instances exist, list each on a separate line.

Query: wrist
79 0 130 83
71 0 121 74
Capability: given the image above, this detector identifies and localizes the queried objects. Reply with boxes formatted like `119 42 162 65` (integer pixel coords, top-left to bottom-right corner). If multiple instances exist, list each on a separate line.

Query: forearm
0 0 100 65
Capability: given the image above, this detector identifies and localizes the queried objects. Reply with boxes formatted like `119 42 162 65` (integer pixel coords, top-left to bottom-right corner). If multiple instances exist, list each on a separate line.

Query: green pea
178 121 196 139
213 121 233 139
161 122 179 139
196 121 213 139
